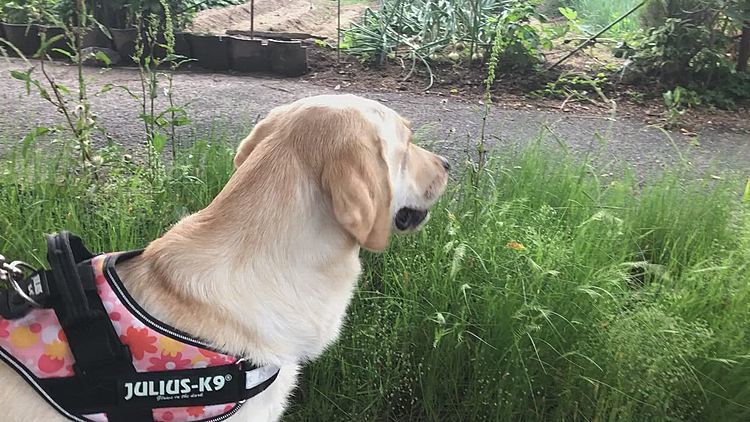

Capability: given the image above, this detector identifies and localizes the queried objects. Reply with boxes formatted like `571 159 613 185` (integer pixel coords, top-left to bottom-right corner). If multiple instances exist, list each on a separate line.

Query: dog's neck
116 152 362 366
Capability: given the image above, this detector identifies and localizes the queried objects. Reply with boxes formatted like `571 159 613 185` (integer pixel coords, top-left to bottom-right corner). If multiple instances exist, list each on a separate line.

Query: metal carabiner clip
7 261 43 309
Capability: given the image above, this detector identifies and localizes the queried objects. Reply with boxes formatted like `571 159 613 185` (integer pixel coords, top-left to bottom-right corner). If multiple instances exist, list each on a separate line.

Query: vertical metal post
251 0 255 39
337 0 341 63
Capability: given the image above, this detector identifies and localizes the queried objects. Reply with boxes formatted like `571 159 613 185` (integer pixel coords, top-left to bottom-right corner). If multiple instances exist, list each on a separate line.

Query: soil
303 44 750 136
190 0 372 40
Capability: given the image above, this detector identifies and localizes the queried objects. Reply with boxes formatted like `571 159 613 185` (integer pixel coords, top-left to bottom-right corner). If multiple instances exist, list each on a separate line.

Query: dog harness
0 232 279 422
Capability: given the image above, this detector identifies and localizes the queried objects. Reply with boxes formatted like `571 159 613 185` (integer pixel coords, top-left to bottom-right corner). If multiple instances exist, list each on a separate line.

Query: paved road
1 59 748 179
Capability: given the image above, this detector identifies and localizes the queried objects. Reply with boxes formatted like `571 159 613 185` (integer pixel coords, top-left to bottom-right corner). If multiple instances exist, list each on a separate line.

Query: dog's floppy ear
234 109 284 168
322 142 392 252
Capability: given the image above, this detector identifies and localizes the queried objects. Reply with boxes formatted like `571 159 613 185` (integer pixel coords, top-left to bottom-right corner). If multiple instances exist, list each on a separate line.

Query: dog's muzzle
395 207 428 231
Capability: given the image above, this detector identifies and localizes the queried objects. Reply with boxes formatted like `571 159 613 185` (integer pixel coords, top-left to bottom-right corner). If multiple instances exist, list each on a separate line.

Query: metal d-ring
7 260 42 308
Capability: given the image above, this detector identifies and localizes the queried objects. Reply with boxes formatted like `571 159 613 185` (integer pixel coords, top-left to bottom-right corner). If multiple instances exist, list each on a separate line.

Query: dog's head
233 94 449 252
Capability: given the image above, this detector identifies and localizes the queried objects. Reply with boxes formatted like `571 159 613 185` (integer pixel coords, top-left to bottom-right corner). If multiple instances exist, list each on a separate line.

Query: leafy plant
534 71 613 109
662 85 700 128
569 0 644 35
344 0 549 90
621 0 750 106
52 0 244 30
344 0 545 65
6 0 100 169
488 0 550 70
557 6 586 35
1 0 57 24
128 0 193 172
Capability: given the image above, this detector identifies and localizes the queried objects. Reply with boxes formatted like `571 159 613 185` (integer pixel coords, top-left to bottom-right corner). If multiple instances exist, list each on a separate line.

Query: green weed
285 141 750 421
564 0 644 36
0 134 748 421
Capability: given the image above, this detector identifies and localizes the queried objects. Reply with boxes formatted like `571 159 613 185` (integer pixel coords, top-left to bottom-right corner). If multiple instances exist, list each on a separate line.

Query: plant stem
468 0 479 67
738 20 750 72
39 59 87 163
74 0 91 165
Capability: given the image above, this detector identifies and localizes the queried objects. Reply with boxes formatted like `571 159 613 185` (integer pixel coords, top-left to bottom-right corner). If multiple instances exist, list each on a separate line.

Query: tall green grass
558 0 644 36
1 136 748 421
0 141 235 265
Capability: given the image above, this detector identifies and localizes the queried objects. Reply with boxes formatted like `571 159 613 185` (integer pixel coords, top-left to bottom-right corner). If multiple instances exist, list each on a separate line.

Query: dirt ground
190 0 372 40
304 45 750 136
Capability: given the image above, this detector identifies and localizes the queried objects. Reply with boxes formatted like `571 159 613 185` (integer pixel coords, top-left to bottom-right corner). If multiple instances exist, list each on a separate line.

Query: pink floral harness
0 234 278 422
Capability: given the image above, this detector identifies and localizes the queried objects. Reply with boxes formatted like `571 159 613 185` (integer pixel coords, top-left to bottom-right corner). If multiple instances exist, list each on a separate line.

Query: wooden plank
226 30 327 41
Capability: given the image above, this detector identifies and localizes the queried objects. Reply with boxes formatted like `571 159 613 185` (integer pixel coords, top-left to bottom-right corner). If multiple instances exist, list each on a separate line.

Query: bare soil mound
191 0 371 40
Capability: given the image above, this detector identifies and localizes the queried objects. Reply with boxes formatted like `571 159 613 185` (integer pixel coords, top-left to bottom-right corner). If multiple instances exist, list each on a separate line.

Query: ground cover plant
1 132 748 421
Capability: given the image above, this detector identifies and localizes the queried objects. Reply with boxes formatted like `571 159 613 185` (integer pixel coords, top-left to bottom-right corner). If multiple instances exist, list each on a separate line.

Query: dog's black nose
441 158 451 171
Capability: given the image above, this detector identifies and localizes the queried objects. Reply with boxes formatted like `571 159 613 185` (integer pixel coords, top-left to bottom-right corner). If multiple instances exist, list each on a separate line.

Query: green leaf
21 126 49 158
743 178 750 203
9 69 30 82
151 132 168 154
139 113 156 125
35 33 65 58
559 7 578 22
52 48 74 59
10 69 34 95
37 87 51 101
94 21 112 40
172 115 191 127
55 83 71 95
100 83 140 99
94 51 112 66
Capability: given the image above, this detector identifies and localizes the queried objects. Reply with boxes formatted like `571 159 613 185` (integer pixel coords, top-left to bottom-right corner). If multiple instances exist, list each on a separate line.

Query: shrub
639 0 715 29
1 0 58 24
622 0 750 106
345 0 549 75
50 0 244 30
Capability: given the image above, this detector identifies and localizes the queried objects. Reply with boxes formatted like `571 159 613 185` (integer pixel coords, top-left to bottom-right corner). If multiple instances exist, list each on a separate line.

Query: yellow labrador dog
0 94 448 421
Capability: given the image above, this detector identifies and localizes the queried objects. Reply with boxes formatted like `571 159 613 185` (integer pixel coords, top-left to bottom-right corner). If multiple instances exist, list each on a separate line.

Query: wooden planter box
111 29 191 64
267 39 307 77
174 32 191 59
229 37 269 72
111 27 137 61
188 34 230 71
1 23 40 56
81 26 112 49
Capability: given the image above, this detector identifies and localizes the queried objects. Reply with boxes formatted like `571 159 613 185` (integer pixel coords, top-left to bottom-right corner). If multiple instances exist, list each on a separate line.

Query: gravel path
1 59 748 179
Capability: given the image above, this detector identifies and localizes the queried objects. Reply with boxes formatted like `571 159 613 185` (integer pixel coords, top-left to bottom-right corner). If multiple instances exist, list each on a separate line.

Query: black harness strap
40 360 278 415
46 232 152 421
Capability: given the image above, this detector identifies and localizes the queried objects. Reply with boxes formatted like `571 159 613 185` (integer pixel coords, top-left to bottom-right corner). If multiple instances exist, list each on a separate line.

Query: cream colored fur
0 94 448 421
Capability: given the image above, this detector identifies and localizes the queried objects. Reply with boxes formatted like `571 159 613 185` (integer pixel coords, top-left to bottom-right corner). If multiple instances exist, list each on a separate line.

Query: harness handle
45 231 94 323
